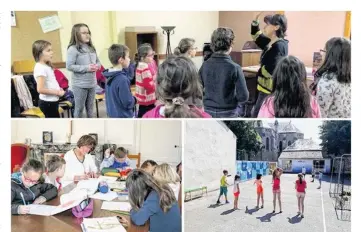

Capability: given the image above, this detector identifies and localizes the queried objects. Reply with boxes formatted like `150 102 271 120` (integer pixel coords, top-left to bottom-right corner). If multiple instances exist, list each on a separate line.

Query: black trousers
39 100 60 118
138 104 155 118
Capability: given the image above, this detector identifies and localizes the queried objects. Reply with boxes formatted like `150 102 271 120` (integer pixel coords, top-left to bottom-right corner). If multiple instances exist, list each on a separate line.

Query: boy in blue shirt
100 147 136 171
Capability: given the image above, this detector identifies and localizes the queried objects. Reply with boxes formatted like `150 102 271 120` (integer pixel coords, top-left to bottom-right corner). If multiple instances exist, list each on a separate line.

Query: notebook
81 216 126 232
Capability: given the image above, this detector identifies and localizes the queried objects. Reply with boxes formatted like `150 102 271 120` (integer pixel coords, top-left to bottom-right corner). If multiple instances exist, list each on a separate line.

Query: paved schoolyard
185 174 351 232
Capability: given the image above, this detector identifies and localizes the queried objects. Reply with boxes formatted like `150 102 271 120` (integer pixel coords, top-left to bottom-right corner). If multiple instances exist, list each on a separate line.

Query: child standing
199 27 249 118
134 44 157 118
174 38 197 58
153 163 181 200
143 56 210 118
121 170 181 231
233 175 240 210
100 147 135 171
318 171 323 189
254 174 264 209
32 40 65 118
44 155 66 191
140 160 158 175
272 168 283 213
66 23 101 118
102 44 136 118
295 173 307 218
258 56 321 118
11 159 58 215
217 170 229 204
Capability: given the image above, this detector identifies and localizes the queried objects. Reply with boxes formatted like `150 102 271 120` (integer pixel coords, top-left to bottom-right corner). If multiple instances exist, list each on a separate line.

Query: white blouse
63 149 98 181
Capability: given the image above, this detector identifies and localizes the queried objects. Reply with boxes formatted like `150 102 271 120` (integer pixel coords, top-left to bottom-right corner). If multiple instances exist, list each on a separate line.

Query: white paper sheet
38 15 62 33
75 179 99 195
101 201 131 212
28 204 58 216
81 217 126 232
108 182 126 190
90 191 118 201
98 176 118 183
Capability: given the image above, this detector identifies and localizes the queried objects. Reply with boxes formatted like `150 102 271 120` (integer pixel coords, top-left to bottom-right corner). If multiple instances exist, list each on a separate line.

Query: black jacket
11 172 58 214
199 53 249 110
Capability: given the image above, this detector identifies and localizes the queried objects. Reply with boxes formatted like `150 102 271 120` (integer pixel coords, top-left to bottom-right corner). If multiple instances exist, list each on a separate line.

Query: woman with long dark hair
250 12 289 117
314 37 351 118
258 56 321 118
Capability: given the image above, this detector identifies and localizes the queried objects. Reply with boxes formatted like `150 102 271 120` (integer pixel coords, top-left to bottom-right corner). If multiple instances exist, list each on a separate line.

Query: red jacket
54 69 69 89
135 62 156 106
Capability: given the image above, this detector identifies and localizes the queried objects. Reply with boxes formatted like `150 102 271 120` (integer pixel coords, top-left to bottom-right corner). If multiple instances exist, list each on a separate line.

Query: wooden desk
12 184 149 232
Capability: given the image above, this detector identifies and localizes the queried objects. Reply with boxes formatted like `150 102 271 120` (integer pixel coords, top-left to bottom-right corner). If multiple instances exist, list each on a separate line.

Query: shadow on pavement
287 215 303 224
208 204 223 209
245 206 260 215
220 209 236 215
256 212 277 222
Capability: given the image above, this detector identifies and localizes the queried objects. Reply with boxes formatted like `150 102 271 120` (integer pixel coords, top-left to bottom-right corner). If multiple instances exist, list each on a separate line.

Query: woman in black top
251 12 289 117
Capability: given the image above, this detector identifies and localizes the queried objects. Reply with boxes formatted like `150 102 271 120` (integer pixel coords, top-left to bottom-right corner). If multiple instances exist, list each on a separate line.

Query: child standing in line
254 174 264 209
318 171 323 189
11 159 58 215
32 40 65 118
233 175 240 210
295 173 307 218
43 155 66 191
217 170 229 204
66 23 101 118
102 44 136 118
120 170 181 231
134 44 157 118
272 167 283 213
100 147 135 171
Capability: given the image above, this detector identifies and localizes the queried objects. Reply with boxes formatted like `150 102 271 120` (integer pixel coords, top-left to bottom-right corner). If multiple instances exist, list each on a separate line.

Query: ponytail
163 97 203 118
174 47 181 56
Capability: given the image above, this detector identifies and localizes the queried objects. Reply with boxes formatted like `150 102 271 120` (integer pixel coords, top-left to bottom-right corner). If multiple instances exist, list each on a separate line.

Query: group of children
28 14 351 118
217 167 324 218
11 145 182 231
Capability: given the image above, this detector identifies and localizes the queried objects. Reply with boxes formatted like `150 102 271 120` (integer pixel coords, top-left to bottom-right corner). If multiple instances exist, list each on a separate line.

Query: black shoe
272 210 275 213
279 211 283 213
261 205 264 209
216 200 220 204
301 214 304 218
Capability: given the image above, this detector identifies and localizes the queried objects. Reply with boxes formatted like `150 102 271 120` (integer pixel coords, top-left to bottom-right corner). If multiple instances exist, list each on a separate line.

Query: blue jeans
205 105 242 118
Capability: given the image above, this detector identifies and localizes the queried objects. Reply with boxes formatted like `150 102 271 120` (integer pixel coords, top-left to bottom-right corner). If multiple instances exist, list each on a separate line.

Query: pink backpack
72 198 94 218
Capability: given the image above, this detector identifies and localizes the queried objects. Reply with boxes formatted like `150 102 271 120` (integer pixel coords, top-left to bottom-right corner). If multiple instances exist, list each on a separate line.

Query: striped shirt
135 62 156 105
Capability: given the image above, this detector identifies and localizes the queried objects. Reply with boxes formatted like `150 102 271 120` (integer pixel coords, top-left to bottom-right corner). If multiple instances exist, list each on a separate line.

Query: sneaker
216 200 221 204
225 201 230 204
272 210 275 213
301 214 304 218
279 211 283 213
261 205 264 209
297 212 301 215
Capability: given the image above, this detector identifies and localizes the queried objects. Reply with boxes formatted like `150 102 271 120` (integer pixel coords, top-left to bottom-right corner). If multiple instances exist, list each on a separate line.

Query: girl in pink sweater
143 56 210 118
258 56 321 118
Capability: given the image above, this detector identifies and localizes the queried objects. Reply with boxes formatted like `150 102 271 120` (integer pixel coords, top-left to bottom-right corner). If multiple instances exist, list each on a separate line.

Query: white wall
184 121 236 191
11 120 182 166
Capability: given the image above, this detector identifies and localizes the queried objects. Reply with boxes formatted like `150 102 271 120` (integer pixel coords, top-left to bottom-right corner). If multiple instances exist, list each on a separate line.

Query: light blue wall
236 161 270 182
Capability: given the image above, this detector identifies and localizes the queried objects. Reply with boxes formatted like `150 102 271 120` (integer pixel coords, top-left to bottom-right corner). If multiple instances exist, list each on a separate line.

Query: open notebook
81 217 126 232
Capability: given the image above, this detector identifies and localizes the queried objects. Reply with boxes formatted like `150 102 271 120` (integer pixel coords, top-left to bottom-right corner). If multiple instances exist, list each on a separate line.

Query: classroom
11 11 351 118
11 119 182 232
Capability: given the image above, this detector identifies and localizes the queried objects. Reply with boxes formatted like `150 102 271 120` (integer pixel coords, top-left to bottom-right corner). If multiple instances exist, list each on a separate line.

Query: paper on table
81 216 126 232
75 179 99 195
101 201 131 212
62 180 73 189
90 191 118 201
108 181 126 190
28 204 58 216
98 176 118 183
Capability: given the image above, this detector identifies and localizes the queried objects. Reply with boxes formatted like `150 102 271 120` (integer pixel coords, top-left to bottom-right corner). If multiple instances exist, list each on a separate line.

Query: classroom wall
184 121 236 192
219 11 347 66
114 11 219 69
11 120 182 166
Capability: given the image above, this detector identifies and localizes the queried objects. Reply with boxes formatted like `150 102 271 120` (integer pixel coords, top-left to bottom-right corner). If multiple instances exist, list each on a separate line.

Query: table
12 184 149 232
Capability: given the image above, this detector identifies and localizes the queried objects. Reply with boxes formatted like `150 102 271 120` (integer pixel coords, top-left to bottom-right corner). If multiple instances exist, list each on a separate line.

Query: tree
224 121 263 160
319 121 351 156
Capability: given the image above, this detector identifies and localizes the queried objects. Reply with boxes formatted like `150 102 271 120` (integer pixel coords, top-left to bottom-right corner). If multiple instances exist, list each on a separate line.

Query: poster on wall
11 11 16 27
38 15 62 33
236 161 269 182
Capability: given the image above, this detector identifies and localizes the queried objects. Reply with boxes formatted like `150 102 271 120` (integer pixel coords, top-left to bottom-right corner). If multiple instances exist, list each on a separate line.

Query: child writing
44 155 66 191
258 56 321 118
143 56 210 118
119 170 181 231
32 40 65 118
153 163 181 200
11 159 58 215
66 23 101 118
102 44 136 118
217 170 230 204
134 44 157 118
140 160 158 175
315 37 351 118
272 167 283 213
233 175 240 210
295 173 307 218
100 147 136 171
254 174 264 209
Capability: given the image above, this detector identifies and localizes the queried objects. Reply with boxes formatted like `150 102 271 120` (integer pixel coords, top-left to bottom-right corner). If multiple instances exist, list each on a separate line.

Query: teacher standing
251 12 289 117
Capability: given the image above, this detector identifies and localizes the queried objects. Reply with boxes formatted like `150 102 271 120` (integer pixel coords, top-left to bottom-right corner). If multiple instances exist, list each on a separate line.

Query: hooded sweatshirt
103 67 136 118
11 172 58 214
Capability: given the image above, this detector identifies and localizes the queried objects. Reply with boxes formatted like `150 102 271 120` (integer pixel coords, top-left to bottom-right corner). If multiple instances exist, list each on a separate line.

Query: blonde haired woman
153 163 181 200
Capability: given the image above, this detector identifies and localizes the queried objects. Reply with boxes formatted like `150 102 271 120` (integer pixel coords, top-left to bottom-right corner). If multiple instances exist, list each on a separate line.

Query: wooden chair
128 153 141 168
12 60 35 75
11 143 30 173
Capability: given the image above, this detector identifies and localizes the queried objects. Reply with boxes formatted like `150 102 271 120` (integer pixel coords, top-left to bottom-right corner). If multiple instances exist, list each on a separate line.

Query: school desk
11 183 149 232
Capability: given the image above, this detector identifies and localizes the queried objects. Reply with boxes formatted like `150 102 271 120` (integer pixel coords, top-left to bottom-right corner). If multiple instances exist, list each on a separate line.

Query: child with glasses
11 159 58 215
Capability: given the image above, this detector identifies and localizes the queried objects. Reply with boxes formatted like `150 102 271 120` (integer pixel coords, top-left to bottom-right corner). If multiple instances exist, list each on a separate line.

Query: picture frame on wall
11 11 16 27
89 133 98 144
42 131 53 144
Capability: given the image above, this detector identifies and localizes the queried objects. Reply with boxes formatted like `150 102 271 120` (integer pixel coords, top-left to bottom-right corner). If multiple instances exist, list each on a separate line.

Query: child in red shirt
272 168 283 213
295 173 307 218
